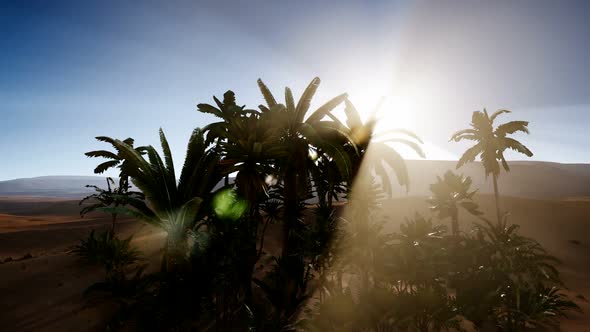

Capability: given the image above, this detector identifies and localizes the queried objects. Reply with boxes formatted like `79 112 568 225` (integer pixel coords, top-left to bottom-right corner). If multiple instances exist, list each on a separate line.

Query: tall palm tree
427 170 482 235
197 90 287 204
450 109 533 224
255 77 353 253
198 90 289 304
88 128 223 271
253 77 355 318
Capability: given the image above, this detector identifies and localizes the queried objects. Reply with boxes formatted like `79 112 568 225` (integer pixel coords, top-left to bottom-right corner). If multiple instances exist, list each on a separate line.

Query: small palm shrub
450 216 579 330
304 214 463 332
304 213 579 331
71 230 142 281
427 170 482 235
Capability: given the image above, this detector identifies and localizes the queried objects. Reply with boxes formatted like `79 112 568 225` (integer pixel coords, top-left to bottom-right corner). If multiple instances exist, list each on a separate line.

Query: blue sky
1 0 589 180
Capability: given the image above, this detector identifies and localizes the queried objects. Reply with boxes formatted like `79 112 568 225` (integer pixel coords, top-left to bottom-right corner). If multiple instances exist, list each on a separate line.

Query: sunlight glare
346 78 456 161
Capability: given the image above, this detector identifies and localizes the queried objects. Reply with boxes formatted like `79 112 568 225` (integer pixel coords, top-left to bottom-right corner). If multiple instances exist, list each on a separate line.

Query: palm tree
427 170 482 235
79 177 144 235
198 90 289 305
252 77 355 318
85 137 147 190
343 99 425 195
450 109 533 224
255 77 353 253
197 90 287 205
87 128 223 271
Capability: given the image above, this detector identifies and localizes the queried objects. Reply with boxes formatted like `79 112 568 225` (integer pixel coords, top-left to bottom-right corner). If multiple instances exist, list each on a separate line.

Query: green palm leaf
495 121 530 136
456 142 483 169
159 128 175 177
489 109 511 122
85 150 119 159
196 103 224 118
285 87 295 113
344 99 363 129
257 78 278 109
93 160 120 174
295 77 321 122
306 93 348 124
502 137 533 157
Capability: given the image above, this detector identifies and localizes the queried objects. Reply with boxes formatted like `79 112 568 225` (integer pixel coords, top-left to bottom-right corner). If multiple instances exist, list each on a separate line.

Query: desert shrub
303 214 463 332
302 212 579 331
72 230 142 274
450 217 579 330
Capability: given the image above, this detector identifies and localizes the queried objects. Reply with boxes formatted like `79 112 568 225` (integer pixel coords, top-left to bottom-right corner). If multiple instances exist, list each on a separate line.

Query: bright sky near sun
1 0 589 180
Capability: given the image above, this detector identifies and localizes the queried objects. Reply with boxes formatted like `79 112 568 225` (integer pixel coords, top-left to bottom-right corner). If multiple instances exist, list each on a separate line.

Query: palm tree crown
451 109 533 224
428 170 482 235
451 109 533 176
343 99 425 195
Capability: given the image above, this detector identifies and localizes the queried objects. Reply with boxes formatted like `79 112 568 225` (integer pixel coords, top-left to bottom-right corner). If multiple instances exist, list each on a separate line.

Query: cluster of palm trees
302 109 576 331
74 78 578 331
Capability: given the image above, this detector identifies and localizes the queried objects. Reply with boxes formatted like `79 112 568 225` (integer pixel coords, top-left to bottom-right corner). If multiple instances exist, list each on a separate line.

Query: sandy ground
0 195 588 331
0 197 165 331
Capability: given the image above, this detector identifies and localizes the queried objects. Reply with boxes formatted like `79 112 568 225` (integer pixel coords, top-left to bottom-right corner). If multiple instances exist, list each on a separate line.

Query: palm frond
489 109 511 122
196 103 224 118
85 150 119 160
456 143 482 169
449 129 479 142
380 128 424 144
371 142 410 189
257 78 277 108
285 87 295 113
495 121 530 136
344 99 363 129
306 93 348 124
93 160 120 174
295 77 321 122
502 137 533 157
385 138 426 159
159 128 175 176
122 138 135 146
450 129 478 142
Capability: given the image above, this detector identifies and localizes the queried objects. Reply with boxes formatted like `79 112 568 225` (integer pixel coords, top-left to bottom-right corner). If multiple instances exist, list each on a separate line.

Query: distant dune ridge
390 160 590 199
0 176 112 198
1 160 589 199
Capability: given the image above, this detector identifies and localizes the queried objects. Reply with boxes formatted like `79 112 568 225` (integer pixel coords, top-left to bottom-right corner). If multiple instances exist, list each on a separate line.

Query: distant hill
390 160 590 199
0 176 111 198
1 160 589 199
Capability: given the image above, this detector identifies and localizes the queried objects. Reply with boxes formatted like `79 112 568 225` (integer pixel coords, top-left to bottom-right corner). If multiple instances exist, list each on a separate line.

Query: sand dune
0 176 110 198
390 160 590 199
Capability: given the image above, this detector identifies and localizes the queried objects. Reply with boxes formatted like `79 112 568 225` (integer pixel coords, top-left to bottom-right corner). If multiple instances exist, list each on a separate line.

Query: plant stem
492 173 502 225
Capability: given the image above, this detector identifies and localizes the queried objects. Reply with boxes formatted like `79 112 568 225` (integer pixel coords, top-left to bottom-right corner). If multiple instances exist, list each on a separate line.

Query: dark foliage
77 78 578 331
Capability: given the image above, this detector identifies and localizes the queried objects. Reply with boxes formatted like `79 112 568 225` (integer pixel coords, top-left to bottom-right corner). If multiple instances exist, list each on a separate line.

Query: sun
345 83 457 161
346 89 417 135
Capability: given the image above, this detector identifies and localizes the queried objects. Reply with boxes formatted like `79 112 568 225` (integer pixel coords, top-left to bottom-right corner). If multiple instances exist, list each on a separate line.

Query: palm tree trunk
257 218 270 259
492 174 502 225
282 170 298 256
111 213 117 235
451 207 459 236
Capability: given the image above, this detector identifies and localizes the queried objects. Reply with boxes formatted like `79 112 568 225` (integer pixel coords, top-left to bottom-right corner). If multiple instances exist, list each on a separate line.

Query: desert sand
0 195 588 331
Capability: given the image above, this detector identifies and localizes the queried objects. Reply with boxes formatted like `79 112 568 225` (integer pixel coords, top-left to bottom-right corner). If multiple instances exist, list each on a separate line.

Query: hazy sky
1 0 589 180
